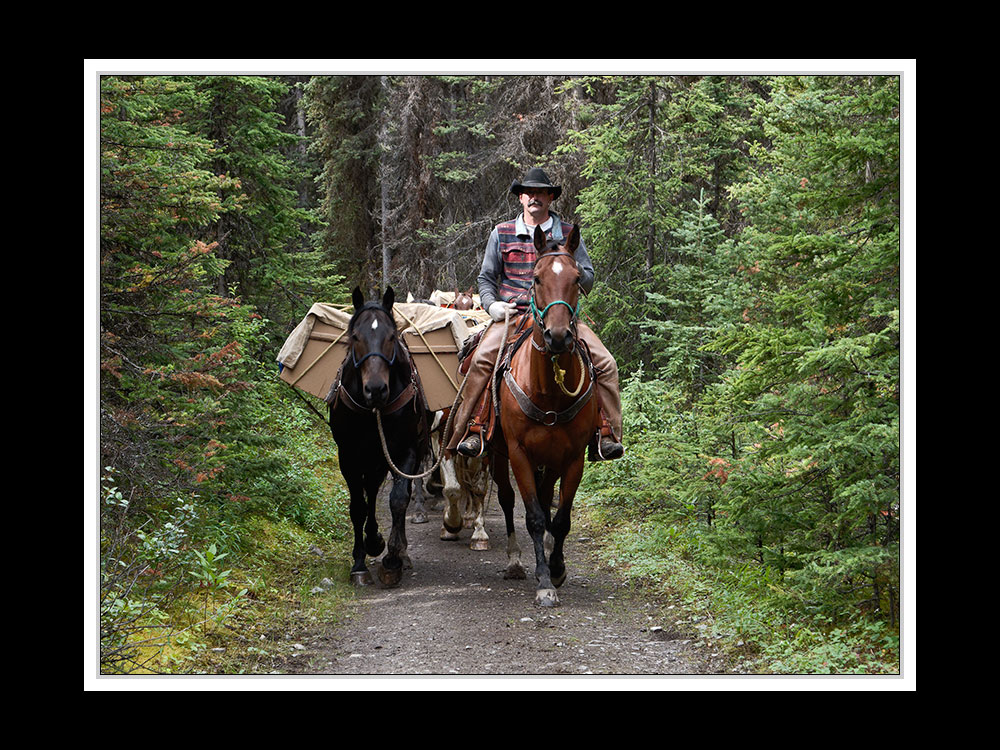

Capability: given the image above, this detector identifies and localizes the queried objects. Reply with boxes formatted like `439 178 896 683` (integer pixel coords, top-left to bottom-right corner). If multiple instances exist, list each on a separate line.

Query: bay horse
328 286 431 587
453 287 476 311
489 224 598 607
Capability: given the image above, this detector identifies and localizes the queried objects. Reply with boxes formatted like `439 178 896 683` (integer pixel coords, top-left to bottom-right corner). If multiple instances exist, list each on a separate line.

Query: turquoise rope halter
530 295 580 327
529 249 584 329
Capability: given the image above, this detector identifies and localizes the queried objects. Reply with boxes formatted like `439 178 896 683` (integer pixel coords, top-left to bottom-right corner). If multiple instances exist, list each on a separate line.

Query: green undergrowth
102 419 360 675
150 513 356 675
169 430 357 675
574 490 900 675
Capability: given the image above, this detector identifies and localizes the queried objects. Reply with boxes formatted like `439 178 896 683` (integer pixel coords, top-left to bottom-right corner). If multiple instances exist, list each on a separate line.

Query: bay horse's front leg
535 467 559 559
548 455 584 589
508 445 558 607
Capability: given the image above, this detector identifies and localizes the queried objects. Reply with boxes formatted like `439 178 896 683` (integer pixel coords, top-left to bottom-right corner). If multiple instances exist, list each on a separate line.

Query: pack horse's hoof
377 562 403 587
535 588 559 607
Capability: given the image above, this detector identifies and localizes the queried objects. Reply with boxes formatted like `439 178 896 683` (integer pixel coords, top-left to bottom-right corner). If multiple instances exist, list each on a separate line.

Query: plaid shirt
476 211 594 312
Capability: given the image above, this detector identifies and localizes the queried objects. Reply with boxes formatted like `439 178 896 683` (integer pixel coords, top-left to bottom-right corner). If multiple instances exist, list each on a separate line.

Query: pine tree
641 189 750 398
101 76 242 489
303 75 383 297
181 76 323 330
568 75 764 370
711 75 901 621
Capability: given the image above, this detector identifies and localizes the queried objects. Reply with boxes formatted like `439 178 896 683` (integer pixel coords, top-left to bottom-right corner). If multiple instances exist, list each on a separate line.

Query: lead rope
374 378 463 481
551 349 586 397
373 309 506 481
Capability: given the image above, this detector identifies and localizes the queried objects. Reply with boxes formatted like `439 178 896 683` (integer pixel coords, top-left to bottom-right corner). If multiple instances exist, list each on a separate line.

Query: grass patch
574 491 899 675
104 424 360 676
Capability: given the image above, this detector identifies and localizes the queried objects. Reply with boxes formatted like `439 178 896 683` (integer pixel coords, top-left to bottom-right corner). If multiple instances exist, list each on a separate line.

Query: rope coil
375 308 509 479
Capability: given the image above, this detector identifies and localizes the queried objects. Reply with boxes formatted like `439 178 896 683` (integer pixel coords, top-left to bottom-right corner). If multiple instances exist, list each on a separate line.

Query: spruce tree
713 75 900 620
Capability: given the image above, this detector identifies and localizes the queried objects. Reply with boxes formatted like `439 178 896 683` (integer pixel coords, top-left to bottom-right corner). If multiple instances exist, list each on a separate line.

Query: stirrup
588 435 624 462
457 433 484 458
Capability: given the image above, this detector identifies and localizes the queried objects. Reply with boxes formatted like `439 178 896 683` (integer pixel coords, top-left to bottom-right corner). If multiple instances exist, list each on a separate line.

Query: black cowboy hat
510 167 561 200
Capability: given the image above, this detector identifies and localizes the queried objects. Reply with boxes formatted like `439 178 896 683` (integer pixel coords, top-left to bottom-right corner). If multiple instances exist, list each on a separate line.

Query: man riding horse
445 168 624 461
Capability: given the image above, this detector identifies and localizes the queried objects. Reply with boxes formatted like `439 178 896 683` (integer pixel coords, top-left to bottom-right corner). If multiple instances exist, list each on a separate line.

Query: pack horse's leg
347 471 377 586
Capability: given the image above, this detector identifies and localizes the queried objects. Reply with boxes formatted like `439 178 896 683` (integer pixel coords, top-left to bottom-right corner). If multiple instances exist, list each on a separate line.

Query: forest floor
273 483 739 680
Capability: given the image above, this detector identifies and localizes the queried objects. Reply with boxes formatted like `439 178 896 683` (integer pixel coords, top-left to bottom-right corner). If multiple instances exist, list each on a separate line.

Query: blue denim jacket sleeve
477 226 502 311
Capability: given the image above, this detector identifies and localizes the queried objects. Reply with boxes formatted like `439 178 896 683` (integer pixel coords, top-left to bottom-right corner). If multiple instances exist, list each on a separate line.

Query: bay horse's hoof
440 529 460 541
470 538 490 551
535 588 559 607
350 569 374 587
411 510 428 524
377 562 403 587
442 518 463 535
551 568 567 588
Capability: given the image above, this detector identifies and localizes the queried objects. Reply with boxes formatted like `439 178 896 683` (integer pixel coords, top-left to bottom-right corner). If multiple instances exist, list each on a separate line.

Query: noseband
351 340 397 368
350 310 398 368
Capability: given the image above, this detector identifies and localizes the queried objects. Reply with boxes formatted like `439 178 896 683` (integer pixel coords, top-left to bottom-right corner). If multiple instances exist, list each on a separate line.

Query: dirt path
281 486 732 677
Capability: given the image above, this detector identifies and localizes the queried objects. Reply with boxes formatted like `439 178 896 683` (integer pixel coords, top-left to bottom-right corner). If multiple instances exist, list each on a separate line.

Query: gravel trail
281 484 732 678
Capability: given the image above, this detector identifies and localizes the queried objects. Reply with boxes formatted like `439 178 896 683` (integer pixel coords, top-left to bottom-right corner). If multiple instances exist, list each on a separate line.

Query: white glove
488 301 516 322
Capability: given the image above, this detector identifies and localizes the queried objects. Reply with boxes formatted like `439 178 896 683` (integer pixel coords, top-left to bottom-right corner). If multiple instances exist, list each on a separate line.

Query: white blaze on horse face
551 260 564 276
371 318 378 330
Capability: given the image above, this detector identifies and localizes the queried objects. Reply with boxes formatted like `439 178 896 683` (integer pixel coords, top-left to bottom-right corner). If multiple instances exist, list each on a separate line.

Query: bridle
526 250 590 398
528 251 582 335
351 339 397 368
350 309 398 369
336 308 412 415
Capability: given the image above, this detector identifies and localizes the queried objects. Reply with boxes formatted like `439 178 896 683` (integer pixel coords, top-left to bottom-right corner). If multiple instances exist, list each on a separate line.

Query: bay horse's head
454 287 475 311
349 286 399 408
529 224 581 354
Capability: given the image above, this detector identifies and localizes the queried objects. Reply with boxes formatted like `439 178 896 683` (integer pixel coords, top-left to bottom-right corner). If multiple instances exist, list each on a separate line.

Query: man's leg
578 324 624 460
446 322 505 457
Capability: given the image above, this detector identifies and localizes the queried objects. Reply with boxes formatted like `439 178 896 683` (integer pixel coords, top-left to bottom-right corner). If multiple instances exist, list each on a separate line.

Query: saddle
464 313 600 447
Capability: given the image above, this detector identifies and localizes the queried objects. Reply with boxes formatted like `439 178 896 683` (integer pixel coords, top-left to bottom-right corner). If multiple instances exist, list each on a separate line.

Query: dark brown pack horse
489 225 598 607
328 286 431 587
